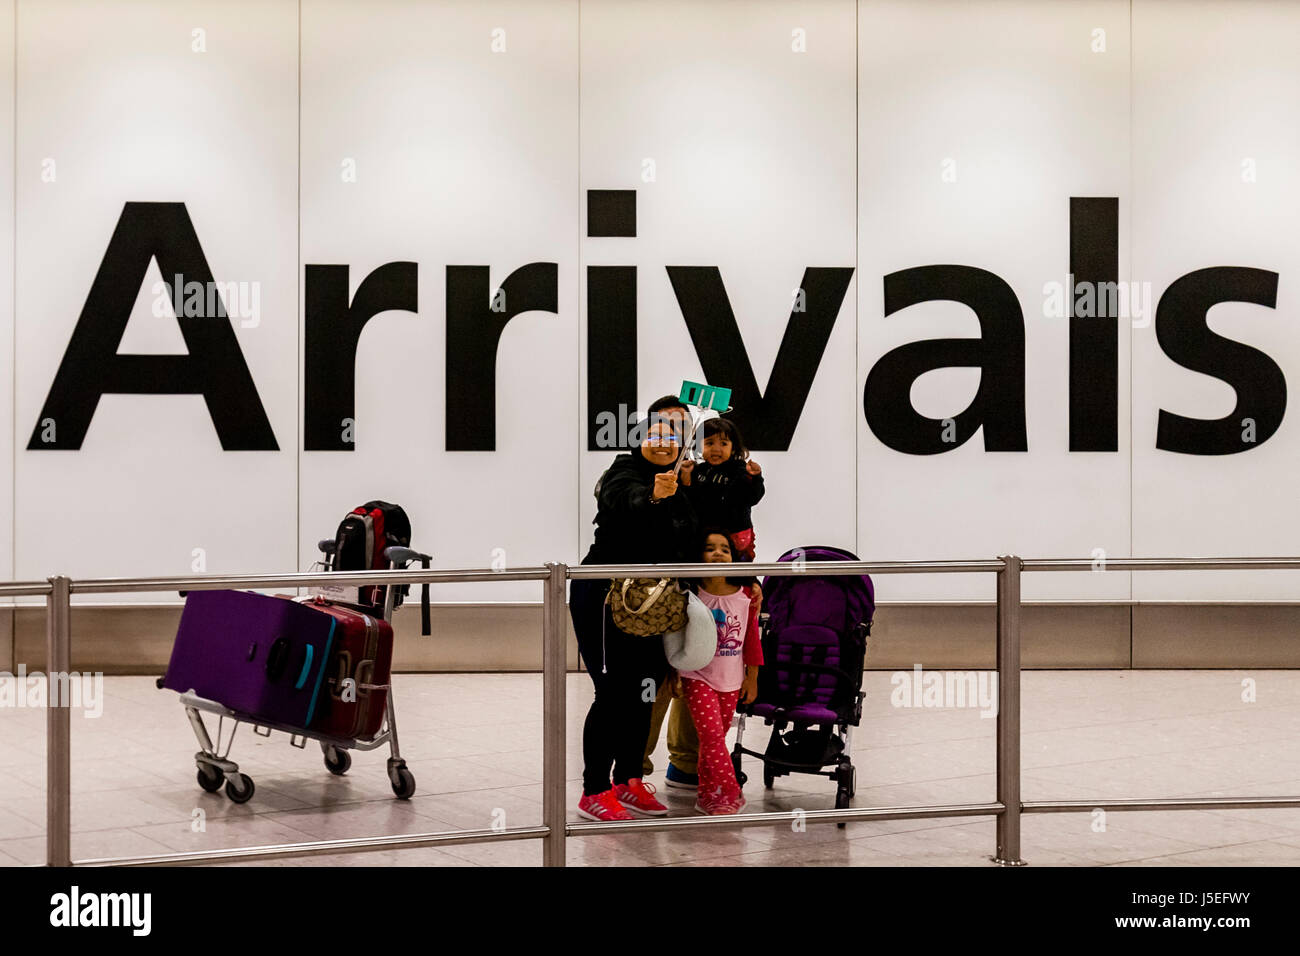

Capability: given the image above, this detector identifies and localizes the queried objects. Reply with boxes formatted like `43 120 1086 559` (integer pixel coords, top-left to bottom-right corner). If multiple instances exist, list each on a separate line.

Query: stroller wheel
834 761 854 827
196 765 224 793
225 773 256 804
834 786 850 829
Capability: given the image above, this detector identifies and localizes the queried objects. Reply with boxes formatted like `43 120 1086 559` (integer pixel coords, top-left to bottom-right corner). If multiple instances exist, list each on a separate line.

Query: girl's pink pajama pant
682 678 741 807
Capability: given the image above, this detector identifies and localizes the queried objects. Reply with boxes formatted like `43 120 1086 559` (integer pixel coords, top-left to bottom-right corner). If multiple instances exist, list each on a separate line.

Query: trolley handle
383 546 428 565
383 546 433 637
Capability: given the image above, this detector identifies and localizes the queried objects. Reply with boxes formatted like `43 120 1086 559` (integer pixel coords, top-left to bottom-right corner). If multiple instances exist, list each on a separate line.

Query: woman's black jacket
583 452 699 566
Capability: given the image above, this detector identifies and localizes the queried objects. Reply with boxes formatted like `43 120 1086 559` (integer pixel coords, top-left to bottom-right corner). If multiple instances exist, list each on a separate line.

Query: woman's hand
740 668 759 704
652 472 678 500
746 459 762 476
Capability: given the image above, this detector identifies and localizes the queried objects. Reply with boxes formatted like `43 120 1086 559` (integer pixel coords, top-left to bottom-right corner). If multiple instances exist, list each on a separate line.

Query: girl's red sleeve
743 586 764 666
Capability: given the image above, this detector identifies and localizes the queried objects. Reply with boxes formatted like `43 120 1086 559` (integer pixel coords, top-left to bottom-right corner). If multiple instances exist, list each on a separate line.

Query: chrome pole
541 562 568 867
993 556 1025 866
1025 796 1300 813
81 825 552 867
567 801 1005 835
567 559 1005 579
69 565 551 594
46 575 72 867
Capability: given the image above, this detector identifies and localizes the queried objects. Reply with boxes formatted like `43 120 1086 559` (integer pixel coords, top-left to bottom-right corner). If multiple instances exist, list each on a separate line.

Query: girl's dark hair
694 526 747 590
699 526 735 555
701 416 748 461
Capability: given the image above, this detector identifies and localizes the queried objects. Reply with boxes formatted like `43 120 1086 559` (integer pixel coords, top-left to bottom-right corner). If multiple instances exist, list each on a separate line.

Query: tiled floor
2 670 1299 866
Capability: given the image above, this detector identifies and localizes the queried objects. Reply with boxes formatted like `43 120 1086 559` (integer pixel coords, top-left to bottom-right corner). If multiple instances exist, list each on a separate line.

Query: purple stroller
732 546 874 822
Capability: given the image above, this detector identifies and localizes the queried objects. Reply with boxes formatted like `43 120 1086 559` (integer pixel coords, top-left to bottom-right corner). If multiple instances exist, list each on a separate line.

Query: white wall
1130 0 1300 600
15 0 297 603
579 0 858 574
859 0 1132 601
300 0 578 603
4 0 1298 604
0 1 13 589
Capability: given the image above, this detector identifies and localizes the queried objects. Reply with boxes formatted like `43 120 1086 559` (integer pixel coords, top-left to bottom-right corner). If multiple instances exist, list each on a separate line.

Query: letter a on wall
28 202 278 450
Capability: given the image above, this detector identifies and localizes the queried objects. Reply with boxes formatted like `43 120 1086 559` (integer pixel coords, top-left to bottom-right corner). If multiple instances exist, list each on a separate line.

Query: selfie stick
673 380 733 478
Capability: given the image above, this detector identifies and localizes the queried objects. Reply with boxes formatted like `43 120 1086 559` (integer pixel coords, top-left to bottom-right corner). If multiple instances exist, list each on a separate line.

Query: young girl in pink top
674 528 763 815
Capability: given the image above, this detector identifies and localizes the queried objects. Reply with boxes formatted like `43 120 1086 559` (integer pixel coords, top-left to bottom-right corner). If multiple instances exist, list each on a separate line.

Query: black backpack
331 500 430 635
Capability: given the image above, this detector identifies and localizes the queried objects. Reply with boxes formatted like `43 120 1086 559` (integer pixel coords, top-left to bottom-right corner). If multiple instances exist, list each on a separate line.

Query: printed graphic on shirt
712 607 743 657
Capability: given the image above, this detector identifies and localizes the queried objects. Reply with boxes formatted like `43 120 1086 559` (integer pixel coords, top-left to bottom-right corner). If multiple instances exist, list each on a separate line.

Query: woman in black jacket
571 395 698 822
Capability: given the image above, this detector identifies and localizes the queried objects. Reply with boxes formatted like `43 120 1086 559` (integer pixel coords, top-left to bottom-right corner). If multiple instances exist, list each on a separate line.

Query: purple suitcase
163 589 337 729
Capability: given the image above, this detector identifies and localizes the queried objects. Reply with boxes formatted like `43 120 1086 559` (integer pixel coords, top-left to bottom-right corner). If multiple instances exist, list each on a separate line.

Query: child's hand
746 459 762 476
740 669 759 704
678 459 694 485
751 582 762 614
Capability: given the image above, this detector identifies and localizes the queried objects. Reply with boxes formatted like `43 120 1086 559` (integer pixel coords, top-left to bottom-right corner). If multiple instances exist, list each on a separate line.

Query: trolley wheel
763 765 776 789
196 765 224 793
324 746 352 776
390 767 416 800
225 773 255 804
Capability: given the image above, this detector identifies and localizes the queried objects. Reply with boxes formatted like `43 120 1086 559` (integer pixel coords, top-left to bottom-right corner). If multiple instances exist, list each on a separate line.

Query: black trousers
570 577 670 796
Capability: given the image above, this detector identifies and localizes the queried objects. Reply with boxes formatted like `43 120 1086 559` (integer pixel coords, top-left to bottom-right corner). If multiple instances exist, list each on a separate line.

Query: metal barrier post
542 562 568 867
993 555 1025 866
13 555 1300 867
46 575 72 867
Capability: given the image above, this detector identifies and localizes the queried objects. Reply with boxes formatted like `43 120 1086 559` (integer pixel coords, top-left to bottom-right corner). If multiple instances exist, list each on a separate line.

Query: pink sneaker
695 797 741 816
695 786 742 815
577 789 636 822
614 778 668 817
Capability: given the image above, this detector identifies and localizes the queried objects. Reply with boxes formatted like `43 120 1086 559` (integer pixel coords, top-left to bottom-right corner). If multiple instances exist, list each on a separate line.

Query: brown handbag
607 577 687 637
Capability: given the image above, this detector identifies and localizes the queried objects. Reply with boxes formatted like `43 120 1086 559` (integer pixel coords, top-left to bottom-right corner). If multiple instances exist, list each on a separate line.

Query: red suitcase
300 599 394 741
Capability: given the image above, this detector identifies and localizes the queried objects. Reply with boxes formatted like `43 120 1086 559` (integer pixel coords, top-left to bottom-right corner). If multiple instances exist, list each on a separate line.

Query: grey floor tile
5 670 1300 867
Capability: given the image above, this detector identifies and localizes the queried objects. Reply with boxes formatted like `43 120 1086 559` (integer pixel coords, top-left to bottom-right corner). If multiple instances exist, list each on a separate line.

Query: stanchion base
990 856 1028 867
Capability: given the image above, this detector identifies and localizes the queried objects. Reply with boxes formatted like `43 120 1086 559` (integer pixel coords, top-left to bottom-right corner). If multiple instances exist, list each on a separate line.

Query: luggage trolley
167 543 427 804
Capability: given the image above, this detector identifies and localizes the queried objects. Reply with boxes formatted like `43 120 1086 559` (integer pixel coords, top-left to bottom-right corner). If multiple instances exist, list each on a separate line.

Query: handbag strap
619 577 672 616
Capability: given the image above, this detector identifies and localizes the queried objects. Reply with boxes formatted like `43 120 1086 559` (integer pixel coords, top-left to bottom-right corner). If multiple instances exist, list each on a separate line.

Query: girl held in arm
679 417 764 562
